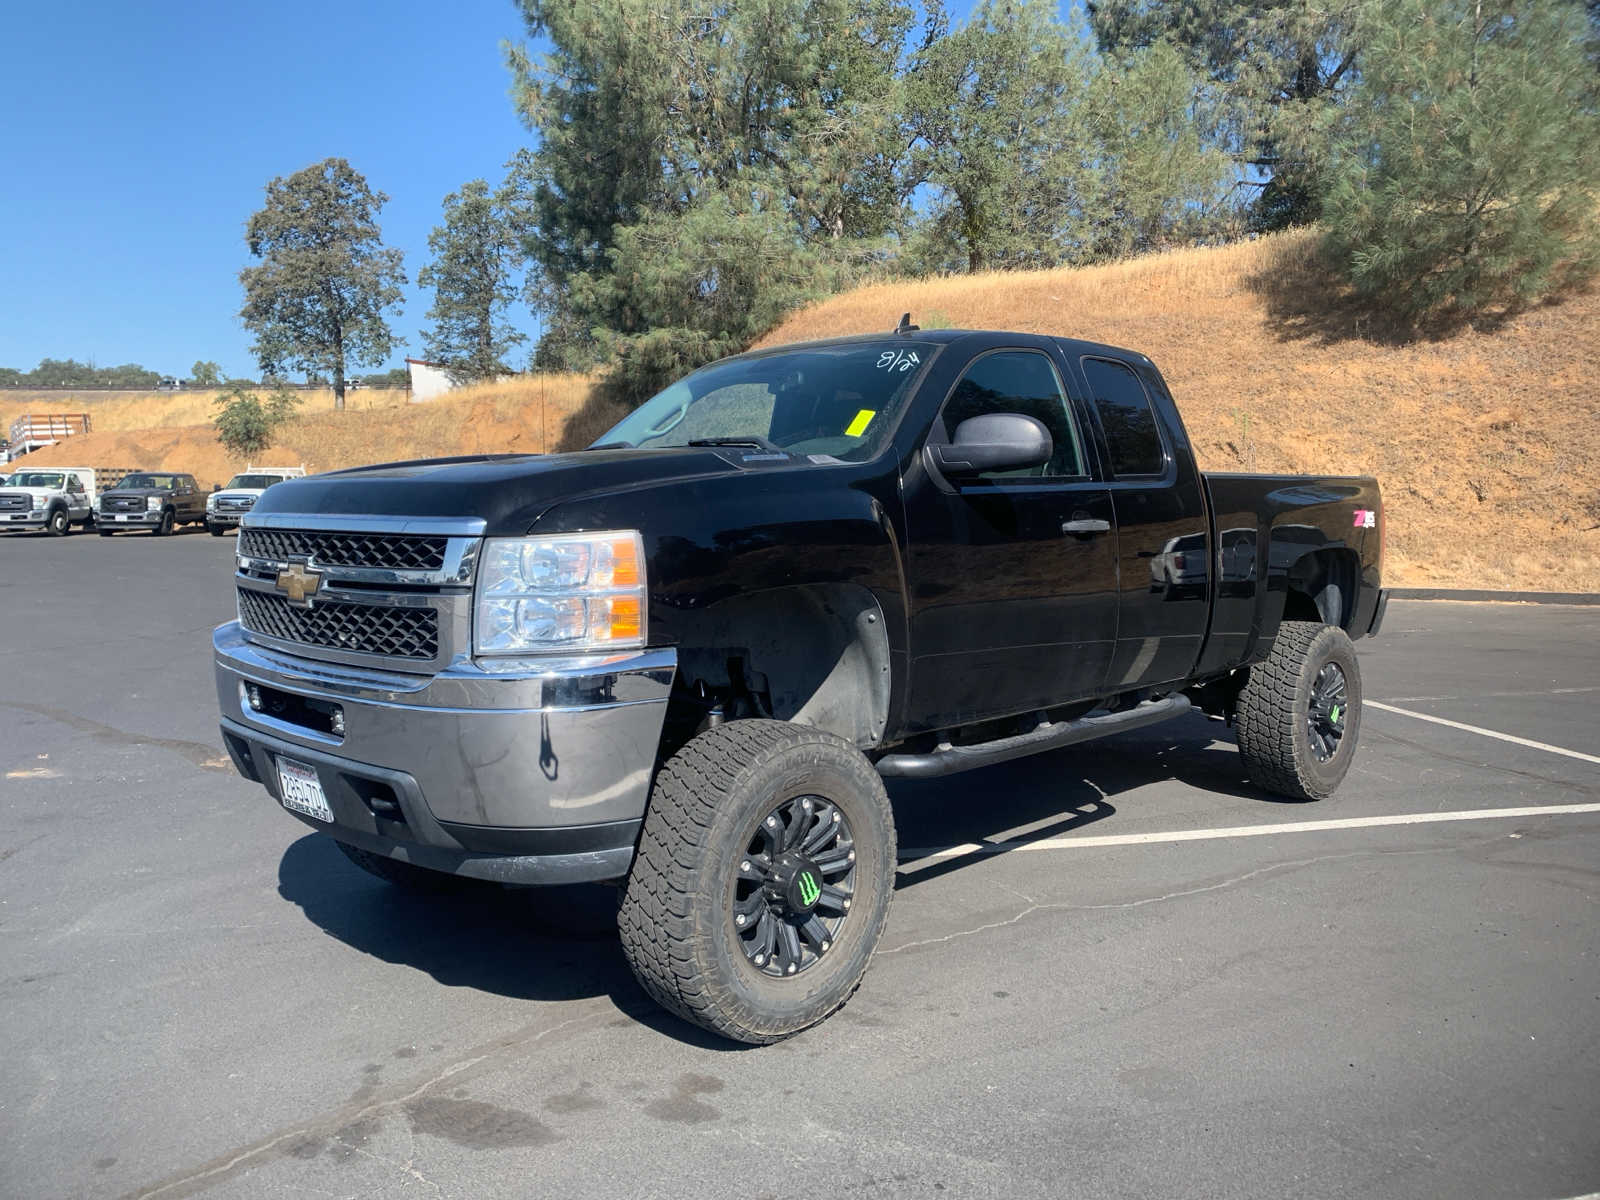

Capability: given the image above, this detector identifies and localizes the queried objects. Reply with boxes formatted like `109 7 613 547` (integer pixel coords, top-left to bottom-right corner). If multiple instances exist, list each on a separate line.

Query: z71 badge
1353 509 1377 528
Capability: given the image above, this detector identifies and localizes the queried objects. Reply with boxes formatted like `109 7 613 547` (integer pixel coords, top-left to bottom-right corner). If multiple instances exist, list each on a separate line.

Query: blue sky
1 0 539 379
1 1 993 380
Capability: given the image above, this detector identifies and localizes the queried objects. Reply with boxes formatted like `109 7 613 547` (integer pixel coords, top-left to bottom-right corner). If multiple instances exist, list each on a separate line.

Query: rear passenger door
1076 356 1210 692
902 347 1118 730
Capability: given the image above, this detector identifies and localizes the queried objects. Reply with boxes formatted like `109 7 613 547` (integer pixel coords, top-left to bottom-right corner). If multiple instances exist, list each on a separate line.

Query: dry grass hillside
8 232 1597 590
761 230 1600 592
12 376 593 489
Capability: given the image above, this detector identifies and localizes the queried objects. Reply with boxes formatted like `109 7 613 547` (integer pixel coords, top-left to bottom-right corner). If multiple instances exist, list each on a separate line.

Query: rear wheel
1235 621 1362 801
618 720 896 1044
333 839 470 893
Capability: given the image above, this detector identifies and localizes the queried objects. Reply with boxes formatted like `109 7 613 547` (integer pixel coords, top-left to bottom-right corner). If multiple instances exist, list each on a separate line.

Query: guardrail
8 413 92 444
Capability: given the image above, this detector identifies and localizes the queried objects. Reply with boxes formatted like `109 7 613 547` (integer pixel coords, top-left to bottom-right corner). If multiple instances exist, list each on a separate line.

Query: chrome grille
216 496 255 512
239 528 448 571
237 589 439 660
0 493 28 512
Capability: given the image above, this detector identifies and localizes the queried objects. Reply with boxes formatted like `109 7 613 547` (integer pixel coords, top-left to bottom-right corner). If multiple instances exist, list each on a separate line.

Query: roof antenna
895 312 919 334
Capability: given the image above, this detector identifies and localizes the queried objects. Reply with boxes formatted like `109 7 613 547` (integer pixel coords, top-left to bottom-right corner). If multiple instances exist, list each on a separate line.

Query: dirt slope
760 231 1600 591
11 377 593 490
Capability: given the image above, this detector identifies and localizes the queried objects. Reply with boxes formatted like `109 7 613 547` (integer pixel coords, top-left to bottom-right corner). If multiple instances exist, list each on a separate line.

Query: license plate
276 757 334 823
115 513 130 521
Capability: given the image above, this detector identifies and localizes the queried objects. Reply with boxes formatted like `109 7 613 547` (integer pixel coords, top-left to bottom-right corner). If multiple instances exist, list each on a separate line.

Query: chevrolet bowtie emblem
275 563 323 607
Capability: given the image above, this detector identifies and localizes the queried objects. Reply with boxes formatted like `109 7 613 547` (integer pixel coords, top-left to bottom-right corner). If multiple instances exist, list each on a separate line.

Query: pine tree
1322 0 1600 318
1087 0 1368 229
418 179 526 382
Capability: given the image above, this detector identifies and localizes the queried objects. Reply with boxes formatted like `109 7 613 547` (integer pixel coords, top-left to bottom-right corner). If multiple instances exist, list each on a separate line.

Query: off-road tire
208 522 227 536
332 839 470 893
1235 621 1362 801
618 720 896 1044
47 508 70 536
152 509 174 536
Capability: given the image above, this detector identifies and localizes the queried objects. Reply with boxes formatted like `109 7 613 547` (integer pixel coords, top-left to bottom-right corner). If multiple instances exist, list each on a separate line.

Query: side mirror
927 413 1053 478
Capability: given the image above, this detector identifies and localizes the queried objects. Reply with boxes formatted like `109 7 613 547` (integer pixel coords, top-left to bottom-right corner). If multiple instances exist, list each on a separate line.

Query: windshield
593 340 938 461
9 472 65 488
225 474 284 489
119 474 175 490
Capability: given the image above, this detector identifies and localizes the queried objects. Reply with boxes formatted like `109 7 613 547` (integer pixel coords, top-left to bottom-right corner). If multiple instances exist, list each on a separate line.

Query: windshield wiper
586 441 632 451
687 437 787 454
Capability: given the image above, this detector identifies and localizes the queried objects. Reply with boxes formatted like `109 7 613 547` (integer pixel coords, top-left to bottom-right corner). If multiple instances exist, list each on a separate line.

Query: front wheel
207 522 227 536
47 508 70 536
1235 621 1362 801
618 720 896 1044
151 509 174 536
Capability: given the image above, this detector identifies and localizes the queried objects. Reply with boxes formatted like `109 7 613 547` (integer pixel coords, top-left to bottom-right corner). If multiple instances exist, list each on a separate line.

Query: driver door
901 348 1118 731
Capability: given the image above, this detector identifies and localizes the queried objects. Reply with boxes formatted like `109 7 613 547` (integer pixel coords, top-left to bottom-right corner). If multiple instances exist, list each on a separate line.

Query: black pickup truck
213 325 1385 1043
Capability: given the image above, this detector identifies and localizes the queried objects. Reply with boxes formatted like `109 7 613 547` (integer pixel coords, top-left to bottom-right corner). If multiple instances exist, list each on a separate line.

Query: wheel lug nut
821 941 830 952
740 861 750 872
786 963 797 974
736 914 746 926
832 812 840 823
754 955 765 966
847 850 855 862
842 899 851 909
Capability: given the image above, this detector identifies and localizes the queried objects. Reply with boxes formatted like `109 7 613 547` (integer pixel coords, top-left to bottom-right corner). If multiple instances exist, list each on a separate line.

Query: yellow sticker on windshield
845 409 875 438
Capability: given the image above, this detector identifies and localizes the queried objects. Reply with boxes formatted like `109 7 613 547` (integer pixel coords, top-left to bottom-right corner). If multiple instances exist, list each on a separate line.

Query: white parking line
897 803 1600 864
1367 700 1600 765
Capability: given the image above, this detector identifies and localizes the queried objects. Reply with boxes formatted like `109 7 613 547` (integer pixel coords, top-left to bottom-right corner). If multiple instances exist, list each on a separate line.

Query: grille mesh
0 493 28 512
239 529 448 571
237 588 439 660
104 495 145 512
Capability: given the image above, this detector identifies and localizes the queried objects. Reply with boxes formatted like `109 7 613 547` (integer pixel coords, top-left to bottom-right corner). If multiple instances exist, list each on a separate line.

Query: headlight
31 495 45 509
146 496 162 511
474 531 646 654
206 495 217 510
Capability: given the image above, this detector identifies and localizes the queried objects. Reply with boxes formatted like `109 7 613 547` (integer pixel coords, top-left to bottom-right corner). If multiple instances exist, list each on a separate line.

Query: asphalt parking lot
2 529 1596 1200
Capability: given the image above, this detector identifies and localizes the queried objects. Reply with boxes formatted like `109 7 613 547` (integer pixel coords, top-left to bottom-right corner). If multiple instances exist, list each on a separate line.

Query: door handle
1061 517 1110 535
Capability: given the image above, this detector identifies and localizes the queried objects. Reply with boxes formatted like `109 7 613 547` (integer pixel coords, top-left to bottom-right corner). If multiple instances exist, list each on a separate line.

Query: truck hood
248 449 760 534
101 488 177 500
210 489 267 501
0 486 64 498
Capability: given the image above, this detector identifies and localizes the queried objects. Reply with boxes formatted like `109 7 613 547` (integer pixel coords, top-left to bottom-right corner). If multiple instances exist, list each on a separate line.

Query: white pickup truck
0 467 97 535
205 466 307 535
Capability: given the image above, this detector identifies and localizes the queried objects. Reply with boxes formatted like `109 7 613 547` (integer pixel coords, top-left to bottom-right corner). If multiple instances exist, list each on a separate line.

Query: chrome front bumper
214 621 676 884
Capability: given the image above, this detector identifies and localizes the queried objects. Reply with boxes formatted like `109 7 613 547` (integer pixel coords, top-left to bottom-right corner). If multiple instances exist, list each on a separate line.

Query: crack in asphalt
881 844 1462 957
0 701 231 772
125 1009 615 1200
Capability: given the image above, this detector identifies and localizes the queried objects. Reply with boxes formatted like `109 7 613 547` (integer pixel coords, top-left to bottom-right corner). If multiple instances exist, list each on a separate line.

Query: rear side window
941 351 1086 479
1082 357 1164 477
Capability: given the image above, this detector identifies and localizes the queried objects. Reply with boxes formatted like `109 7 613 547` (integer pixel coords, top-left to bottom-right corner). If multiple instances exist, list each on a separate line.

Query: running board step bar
875 694 1192 780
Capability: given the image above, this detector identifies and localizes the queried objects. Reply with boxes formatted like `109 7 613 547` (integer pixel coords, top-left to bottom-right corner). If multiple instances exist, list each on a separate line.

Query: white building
406 358 457 403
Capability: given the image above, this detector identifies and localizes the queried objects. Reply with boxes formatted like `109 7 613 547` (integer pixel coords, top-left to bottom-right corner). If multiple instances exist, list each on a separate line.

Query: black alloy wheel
152 509 174 536
618 719 896 1044
1306 662 1349 763
1235 620 1363 801
731 793 856 978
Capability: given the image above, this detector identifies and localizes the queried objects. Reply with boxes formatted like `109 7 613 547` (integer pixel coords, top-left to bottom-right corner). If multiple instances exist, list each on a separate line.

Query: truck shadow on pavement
274 712 1274 1039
